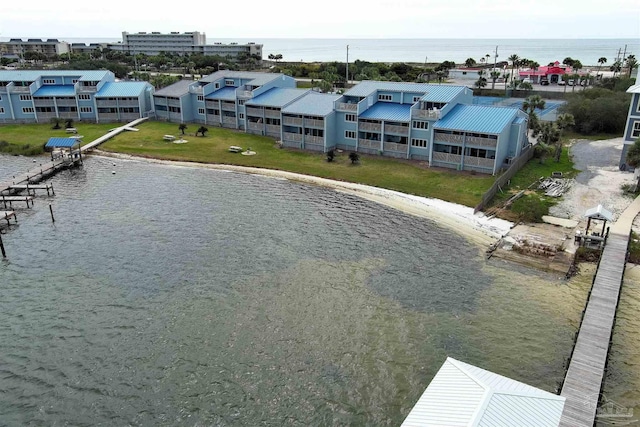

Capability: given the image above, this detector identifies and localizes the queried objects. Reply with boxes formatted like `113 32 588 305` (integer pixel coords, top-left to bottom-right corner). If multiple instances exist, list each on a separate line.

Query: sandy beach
94 150 513 247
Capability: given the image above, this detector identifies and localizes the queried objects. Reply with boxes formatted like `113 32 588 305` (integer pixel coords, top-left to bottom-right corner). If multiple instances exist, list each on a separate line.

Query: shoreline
93 150 513 248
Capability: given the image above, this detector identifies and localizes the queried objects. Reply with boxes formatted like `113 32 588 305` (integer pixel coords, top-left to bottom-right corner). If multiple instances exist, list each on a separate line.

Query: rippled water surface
0 154 594 425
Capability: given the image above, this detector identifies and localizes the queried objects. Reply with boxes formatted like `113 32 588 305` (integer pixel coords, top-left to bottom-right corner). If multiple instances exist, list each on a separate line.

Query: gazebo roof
584 204 613 222
45 137 81 148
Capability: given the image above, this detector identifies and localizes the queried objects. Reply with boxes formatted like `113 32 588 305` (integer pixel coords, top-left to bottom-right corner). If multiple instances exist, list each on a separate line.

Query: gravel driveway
549 137 636 222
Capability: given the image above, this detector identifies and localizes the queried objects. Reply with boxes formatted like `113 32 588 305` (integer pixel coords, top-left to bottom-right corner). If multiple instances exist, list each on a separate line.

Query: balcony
11 86 31 93
99 113 119 121
385 124 409 135
118 99 140 107
305 135 324 144
56 99 77 107
248 122 262 131
167 99 181 107
237 89 252 98
264 109 280 118
412 109 440 120
266 124 280 133
434 133 463 144
283 132 302 142
206 113 220 123
58 111 77 119
221 101 236 111
33 98 55 107
359 122 381 132
304 118 324 128
358 139 381 149
383 142 408 153
246 107 262 117
465 135 497 148
464 156 495 168
336 102 357 112
283 116 302 126
432 152 462 164
36 112 57 120
205 100 219 108
222 116 236 125
77 85 97 92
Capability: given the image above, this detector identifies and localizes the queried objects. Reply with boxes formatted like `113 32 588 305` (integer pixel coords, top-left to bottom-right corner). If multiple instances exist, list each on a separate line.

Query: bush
628 232 640 264
560 88 631 135
510 194 553 222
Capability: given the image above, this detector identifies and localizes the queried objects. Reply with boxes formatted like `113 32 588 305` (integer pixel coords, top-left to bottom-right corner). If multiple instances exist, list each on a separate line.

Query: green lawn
98 121 495 207
0 123 120 155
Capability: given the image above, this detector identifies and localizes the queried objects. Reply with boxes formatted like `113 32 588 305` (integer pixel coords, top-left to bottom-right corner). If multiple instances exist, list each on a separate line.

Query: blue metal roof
0 70 110 82
435 104 519 134
514 117 526 125
33 85 76 97
96 82 149 97
282 92 341 116
344 81 467 102
246 88 309 108
45 137 80 148
200 71 284 87
359 102 412 122
153 80 193 97
205 86 237 101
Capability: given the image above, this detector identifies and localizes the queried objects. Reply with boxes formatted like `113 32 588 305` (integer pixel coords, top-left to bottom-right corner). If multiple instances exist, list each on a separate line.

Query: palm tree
522 95 545 130
64 119 74 129
50 117 61 130
597 57 607 78
349 152 360 164
326 149 335 162
464 58 476 68
508 54 519 84
490 71 501 90
533 122 559 164
554 114 575 161
178 123 187 135
626 55 638 78
475 73 487 93
196 126 208 136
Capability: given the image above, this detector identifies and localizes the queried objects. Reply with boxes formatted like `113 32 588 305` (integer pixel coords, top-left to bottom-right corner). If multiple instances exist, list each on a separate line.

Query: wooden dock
7 183 54 196
1 210 17 227
1 195 34 208
0 157 74 196
559 195 640 426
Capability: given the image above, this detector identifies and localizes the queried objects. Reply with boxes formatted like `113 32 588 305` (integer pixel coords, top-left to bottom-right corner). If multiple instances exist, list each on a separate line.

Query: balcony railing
336 102 357 112
237 90 252 98
99 113 119 120
222 116 236 124
35 112 58 120
383 142 408 153
205 100 219 108
304 118 324 128
304 135 323 144
167 99 181 107
248 122 262 131
58 112 77 119
33 99 54 107
358 139 381 149
432 152 462 164
78 85 97 92
283 116 302 126
283 132 302 142
434 133 463 144
466 136 497 148
56 99 77 107
221 101 236 111
266 124 280 133
117 100 140 107
359 122 381 132
412 109 440 120
11 86 31 93
464 156 495 168
264 109 280 118
206 114 220 122
246 107 262 117
385 124 409 135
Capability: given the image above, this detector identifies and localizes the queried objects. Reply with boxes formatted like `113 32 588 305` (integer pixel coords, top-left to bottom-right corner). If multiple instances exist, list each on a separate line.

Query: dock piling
0 232 6 258
49 204 55 223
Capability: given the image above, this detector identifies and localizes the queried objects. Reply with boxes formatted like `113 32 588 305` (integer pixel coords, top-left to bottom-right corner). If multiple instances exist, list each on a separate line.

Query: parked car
568 79 575 86
521 78 532 84
558 80 566 86
540 77 549 86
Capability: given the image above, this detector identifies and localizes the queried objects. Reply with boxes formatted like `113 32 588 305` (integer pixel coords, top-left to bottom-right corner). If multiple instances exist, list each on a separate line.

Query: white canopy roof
584 204 614 222
402 357 565 427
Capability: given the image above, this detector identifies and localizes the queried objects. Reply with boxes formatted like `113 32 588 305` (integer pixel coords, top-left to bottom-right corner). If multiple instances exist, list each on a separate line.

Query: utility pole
493 45 498 70
346 45 349 87
614 48 622 77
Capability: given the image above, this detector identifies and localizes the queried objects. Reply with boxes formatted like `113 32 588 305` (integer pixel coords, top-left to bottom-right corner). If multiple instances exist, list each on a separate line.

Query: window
345 130 356 139
239 113 245 119
198 108 205 115
412 120 428 129
20 95 32 101
413 96 421 103
197 95 204 101
214 82 220 89
411 138 428 148
225 80 235 86
80 107 93 113
345 113 356 122
0 95 2 101
168 106 181 113
43 79 56 84
72 79 79 84
78 94 91 100
378 94 392 101
238 100 245 105
633 121 640 138
22 107 34 113
0 107 5 114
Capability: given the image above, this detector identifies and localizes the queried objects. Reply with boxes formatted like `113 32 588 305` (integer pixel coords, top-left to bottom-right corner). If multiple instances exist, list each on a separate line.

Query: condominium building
108 31 262 59
0 70 154 123
620 80 640 169
0 38 70 59
153 72 529 175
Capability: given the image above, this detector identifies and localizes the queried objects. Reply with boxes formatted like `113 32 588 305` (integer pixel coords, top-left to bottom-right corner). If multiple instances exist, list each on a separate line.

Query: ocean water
0 153 599 425
2 37 637 67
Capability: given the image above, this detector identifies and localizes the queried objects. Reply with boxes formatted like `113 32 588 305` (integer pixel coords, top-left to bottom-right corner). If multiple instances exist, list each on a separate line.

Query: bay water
0 153 623 425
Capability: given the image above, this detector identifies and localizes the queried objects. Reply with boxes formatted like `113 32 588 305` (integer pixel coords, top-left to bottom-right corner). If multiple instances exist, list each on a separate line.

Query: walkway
559 195 640 426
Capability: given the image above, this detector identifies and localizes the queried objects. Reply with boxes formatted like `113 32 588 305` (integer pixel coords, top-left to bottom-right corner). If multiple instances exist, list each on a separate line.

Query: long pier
559 196 640 426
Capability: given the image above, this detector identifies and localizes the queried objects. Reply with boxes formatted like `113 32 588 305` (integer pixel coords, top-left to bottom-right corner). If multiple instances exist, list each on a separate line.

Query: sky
1 0 639 40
